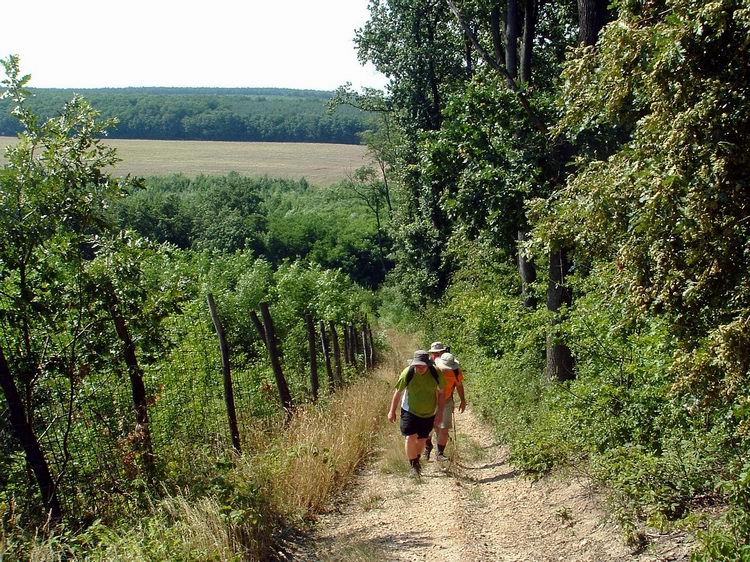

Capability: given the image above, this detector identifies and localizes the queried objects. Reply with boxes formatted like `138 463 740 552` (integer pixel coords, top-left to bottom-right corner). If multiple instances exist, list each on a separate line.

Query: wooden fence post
305 314 319 402
207 293 242 455
361 324 369 370
328 320 343 387
260 302 294 418
367 323 376 366
320 320 335 392
342 323 350 365
350 323 359 364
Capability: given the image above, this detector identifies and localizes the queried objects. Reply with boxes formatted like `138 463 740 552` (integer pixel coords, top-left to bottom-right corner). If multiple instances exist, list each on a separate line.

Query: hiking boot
409 464 421 479
435 452 449 462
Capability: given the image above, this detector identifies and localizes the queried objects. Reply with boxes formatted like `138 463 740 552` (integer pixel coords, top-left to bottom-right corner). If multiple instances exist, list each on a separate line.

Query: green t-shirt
395 365 446 418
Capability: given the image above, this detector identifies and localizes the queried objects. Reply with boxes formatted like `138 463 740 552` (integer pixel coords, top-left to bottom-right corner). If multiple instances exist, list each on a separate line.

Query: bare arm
434 389 446 427
456 382 466 412
388 389 402 423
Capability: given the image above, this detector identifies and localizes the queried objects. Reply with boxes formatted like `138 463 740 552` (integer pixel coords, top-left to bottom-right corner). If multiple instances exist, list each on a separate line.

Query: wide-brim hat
409 349 430 366
436 352 459 370
429 341 447 353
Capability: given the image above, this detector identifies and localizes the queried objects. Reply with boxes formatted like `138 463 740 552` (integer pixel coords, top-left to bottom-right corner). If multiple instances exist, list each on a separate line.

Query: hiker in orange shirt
424 342 466 461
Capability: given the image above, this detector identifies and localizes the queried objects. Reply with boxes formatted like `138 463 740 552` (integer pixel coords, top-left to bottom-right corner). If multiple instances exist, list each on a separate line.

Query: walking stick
447 401 458 471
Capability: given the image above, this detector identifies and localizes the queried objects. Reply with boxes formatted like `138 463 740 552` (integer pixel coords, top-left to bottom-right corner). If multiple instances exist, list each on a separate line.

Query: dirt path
292 405 690 562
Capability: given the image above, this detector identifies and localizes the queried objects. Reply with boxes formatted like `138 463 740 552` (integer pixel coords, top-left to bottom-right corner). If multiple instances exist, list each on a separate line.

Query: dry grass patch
379 423 411 476
243 373 393 521
8 333 415 562
360 493 385 512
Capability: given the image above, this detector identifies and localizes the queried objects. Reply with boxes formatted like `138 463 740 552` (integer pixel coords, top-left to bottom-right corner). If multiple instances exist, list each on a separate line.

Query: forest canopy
0 87 373 144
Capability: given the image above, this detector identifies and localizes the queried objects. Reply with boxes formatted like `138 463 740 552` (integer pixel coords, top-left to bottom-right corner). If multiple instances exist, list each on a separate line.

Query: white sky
0 0 388 91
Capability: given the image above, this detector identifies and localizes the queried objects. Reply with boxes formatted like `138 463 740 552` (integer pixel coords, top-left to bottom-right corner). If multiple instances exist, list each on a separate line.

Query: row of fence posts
206 294 376 455
0 290 378 524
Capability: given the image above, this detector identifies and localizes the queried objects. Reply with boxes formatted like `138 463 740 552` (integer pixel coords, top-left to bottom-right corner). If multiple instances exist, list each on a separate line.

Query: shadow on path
291 528 435 561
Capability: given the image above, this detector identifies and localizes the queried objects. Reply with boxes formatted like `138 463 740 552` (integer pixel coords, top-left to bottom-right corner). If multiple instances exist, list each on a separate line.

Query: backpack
405 363 440 387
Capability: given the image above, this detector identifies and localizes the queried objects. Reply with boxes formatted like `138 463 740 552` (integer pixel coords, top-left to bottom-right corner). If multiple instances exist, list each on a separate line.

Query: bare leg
437 427 450 447
405 434 427 459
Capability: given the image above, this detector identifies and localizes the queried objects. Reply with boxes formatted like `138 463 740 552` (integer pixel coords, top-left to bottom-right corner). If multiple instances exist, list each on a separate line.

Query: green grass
0 136 370 186
318 542 387 562
454 433 487 464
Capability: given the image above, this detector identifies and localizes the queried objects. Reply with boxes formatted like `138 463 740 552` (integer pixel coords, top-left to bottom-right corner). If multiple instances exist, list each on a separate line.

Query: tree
341 166 391 276
0 56 137 523
440 0 613 380
355 0 470 301
543 0 750 366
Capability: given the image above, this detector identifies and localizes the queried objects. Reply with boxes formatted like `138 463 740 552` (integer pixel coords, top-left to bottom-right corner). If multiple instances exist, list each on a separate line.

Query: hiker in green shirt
387 350 446 477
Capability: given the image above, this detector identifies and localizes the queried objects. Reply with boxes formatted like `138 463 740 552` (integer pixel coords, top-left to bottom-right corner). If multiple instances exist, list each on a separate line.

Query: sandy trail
289 403 691 562
282 338 691 562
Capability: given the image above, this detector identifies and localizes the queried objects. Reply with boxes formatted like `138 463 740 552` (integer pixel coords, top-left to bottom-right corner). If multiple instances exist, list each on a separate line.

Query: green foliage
541 0 750 339
524 2 750 550
0 87 373 144
0 55 144 524
0 59 382 559
694 463 750 561
418 76 545 253
415 234 738 546
116 173 391 288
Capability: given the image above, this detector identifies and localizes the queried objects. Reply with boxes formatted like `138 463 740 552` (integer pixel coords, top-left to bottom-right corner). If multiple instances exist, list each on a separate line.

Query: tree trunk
490 4 504 65
320 320 335 392
578 0 608 47
305 314 319 402
520 0 536 83
546 249 575 381
517 229 537 307
109 293 155 472
543 0 608 382
207 294 242 454
329 320 343 387
425 18 443 130
249 310 267 347
464 28 474 77
260 302 294 417
0 345 62 524
506 0 521 79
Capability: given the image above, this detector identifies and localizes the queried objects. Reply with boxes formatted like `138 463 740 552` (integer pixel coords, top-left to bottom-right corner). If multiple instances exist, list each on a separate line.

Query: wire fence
1 297 374 521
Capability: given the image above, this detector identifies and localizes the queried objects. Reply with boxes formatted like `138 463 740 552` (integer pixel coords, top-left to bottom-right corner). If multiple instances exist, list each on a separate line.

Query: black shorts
399 408 435 438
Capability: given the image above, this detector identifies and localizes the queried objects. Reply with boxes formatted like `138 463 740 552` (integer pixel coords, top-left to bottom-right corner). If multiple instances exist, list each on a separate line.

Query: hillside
0 87 372 143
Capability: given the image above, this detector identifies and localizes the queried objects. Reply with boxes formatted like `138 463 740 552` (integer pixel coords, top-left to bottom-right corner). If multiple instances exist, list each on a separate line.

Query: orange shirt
439 367 464 400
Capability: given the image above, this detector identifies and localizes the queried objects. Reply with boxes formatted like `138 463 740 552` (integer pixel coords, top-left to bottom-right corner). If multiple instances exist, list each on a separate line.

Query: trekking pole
450 402 458 470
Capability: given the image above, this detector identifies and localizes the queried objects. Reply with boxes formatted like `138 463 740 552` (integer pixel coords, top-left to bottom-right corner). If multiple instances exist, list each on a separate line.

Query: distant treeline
0 87 372 143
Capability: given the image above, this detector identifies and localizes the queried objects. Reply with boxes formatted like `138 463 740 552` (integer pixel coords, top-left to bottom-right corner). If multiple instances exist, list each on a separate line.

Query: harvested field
0 137 370 186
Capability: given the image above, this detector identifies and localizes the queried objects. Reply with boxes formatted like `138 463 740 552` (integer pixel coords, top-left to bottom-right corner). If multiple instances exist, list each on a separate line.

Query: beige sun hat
429 341 447 353
436 352 459 370
409 350 430 366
